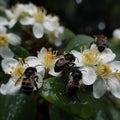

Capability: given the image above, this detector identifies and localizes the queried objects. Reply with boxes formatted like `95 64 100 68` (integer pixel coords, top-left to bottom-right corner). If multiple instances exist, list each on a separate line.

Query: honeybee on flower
0 57 44 95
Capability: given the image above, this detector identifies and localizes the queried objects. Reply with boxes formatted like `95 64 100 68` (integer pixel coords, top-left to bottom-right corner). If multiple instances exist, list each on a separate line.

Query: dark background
8 0 120 38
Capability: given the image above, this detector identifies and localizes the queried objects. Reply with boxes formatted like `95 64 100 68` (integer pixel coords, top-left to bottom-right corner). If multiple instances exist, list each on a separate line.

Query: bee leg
34 79 38 90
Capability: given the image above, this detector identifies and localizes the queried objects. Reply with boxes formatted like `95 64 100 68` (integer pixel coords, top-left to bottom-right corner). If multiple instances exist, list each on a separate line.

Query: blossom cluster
0 42 120 99
0 3 64 46
50 43 120 99
0 2 120 100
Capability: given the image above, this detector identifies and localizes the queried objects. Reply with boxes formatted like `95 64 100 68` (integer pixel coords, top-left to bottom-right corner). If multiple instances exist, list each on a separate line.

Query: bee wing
15 74 25 86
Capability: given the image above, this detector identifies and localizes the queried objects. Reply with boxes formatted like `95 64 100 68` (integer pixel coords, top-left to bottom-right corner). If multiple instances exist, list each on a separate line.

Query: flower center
0 34 8 46
43 48 57 70
9 58 27 81
34 8 46 23
11 64 26 81
83 49 99 66
97 63 112 78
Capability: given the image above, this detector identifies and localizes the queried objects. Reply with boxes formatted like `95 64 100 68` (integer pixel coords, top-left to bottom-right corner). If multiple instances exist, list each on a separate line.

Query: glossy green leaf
94 98 120 120
0 93 36 120
49 104 81 120
40 77 101 119
65 35 94 52
10 45 30 58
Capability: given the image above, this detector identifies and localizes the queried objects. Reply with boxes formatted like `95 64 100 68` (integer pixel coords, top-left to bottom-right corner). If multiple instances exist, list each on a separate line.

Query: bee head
71 68 82 82
64 53 75 62
24 67 37 76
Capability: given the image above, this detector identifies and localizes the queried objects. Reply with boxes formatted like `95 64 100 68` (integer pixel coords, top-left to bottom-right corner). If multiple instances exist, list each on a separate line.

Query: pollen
98 63 112 77
83 49 99 66
34 8 46 23
0 34 8 46
12 64 26 80
43 48 57 69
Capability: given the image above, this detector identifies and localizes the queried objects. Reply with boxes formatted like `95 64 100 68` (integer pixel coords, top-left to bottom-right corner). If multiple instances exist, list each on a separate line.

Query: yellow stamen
42 48 57 69
12 64 26 80
0 34 8 46
97 63 112 78
83 49 99 66
34 8 46 23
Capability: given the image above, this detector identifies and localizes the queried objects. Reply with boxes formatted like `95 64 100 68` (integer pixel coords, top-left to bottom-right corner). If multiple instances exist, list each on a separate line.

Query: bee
92 35 108 52
54 53 75 72
15 67 39 96
65 68 83 98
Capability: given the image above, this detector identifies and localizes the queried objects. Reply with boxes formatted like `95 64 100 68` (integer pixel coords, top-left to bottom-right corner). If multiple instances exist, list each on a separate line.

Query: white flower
26 47 57 75
47 26 64 46
0 57 44 95
20 5 61 39
70 47 115 85
0 26 21 58
93 61 120 99
5 3 32 28
113 28 120 40
20 6 46 38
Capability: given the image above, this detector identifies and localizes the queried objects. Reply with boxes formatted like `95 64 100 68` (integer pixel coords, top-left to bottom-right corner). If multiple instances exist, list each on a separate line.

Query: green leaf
63 28 75 41
94 98 120 120
65 35 94 52
49 104 81 120
0 93 36 120
10 45 30 58
40 77 101 119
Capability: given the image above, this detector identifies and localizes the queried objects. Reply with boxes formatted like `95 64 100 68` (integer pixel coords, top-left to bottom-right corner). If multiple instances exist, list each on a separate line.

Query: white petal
49 67 62 77
37 67 45 78
26 56 40 67
37 47 47 61
0 78 21 95
108 77 120 98
9 19 17 28
109 61 120 73
5 10 14 19
0 26 7 34
7 33 21 45
26 3 37 15
33 23 44 38
0 46 14 58
1 58 18 74
20 17 34 25
93 78 107 99
70 50 84 67
99 48 116 63
81 66 97 85
43 21 55 32
0 17 8 26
